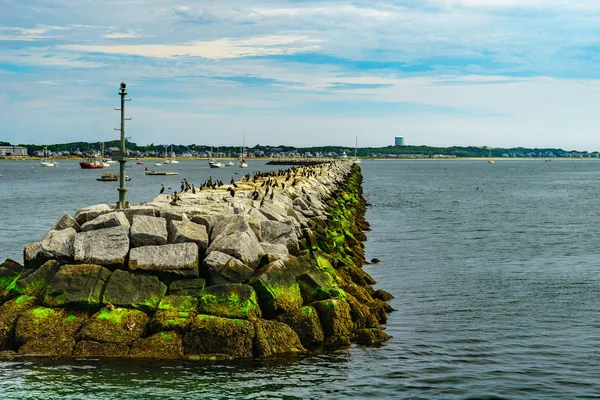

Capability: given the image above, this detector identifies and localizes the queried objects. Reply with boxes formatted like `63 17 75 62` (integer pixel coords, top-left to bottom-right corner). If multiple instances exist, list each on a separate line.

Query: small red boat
80 159 104 169
136 161 144 165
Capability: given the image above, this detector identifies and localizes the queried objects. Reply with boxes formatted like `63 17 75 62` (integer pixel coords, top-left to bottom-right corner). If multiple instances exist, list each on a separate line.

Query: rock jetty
0 161 394 360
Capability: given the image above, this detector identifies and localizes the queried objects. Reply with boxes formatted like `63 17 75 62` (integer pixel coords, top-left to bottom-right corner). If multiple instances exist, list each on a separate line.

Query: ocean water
0 159 599 399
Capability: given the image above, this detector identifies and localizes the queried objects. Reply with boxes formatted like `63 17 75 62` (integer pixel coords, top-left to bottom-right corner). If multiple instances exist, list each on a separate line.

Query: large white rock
203 250 254 285
129 243 199 279
40 228 76 262
81 211 130 232
130 215 168 247
207 232 265 270
52 212 81 232
74 204 111 225
168 220 208 252
73 226 130 268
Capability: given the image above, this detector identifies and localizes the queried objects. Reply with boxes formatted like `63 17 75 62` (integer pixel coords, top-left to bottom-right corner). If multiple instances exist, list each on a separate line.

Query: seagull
182 212 190 222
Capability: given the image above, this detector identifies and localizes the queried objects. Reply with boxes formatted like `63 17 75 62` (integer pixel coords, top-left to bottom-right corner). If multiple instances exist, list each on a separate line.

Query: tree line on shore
2 141 596 159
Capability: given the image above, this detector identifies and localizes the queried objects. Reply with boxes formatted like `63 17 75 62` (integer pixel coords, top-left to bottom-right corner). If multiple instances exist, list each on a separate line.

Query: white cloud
60 35 322 59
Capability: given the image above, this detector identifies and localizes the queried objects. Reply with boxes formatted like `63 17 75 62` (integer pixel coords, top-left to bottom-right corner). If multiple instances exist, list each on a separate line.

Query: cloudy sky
2 0 600 150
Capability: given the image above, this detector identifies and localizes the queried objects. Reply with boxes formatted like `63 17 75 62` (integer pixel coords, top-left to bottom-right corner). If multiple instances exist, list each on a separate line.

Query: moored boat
96 172 131 181
80 159 104 169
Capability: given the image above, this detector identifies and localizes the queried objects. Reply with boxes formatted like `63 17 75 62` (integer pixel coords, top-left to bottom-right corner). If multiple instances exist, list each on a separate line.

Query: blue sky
2 0 600 149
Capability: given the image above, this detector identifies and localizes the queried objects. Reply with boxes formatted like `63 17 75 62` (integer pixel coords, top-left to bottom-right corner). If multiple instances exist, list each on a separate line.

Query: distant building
0 146 28 156
394 136 405 146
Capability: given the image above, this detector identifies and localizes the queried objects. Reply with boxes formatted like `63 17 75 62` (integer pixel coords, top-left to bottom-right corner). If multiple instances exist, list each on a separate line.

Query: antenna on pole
114 82 131 209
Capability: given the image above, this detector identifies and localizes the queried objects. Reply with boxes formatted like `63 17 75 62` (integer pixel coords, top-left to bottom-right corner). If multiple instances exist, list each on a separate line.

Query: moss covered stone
18 336 76 356
183 314 255 359
14 307 86 348
169 278 206 296
77 307 149 346
43 264 112 308
129 331 184 359
73 340 129 358
102 270 167 314
148 295 198 334
275 306 325 349
253 319 305 358
355 328 392 346
312 299 353 339
249 259 304 318
10 260 60 298
198 284 261 320
0 296 37 350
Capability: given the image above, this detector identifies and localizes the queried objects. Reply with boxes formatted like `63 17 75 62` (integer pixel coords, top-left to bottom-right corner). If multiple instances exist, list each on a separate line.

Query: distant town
0 140 599 160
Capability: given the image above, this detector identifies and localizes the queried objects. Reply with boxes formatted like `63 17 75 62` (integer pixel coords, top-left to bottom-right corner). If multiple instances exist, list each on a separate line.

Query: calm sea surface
0 159 599 399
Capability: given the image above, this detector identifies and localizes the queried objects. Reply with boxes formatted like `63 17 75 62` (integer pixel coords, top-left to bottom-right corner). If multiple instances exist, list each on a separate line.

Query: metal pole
118 82 128 209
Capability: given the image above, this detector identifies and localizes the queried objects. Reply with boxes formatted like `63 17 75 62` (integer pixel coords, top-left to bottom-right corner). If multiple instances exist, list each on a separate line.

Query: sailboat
169 145 179 164
40 146 56 167
239 133 248 168
488 147 494 164
354 136 362 164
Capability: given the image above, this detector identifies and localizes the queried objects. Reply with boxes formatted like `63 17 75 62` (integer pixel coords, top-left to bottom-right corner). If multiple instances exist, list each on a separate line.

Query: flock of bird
158 165 325 207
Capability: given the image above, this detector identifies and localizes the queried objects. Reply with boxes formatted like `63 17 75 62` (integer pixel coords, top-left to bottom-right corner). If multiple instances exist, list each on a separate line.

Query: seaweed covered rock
275 306 324 348
73 340 129 358
198 284 261 320
77 308 149 346
253 319 305 358
148 295 198 334
130 331 184 359
0 296 37 350
183 314 255 359
249 258 304 317
11 259 60 298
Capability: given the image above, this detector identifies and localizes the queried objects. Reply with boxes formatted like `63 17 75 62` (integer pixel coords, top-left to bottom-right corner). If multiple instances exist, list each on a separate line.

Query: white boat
168 145 179 163
239 133 248 168
488 147 494 164
155 161 163 166
209 160 225 168
40 146 56 167
354 136 362 164
226 161 235 166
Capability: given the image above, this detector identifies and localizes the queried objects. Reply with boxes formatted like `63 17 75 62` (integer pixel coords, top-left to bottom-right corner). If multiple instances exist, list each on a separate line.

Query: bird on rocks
228 187 235 197
181 181 185 192
160 184 165 194
192 184 196 194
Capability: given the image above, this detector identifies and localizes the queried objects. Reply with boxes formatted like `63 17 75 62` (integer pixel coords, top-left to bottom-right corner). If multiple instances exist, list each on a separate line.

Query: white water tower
395 136 405 146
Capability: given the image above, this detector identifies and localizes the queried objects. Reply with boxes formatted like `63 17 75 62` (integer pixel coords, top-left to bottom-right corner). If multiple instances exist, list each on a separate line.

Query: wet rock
203 251 254 286
73 227 130 269
77 308 149 346
169 278 206 296
52 212 81 232
198 284 261 320
312 299 353 339
103 270 167 313
39 228 76 262
73 340 129 358
355 328 392 346
183 314 255 359
18 336 76 356
253 319 305 358
129 331 184 359
130 215 168 247
0 296 37 350
15 307 86 347
129 243 199 279
370 258 381 264
275 306 325 348
43 264 112 308
373 289 394 302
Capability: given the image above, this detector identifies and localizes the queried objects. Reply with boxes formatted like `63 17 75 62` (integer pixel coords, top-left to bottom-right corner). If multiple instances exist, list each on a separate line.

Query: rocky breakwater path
0 161 394 360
